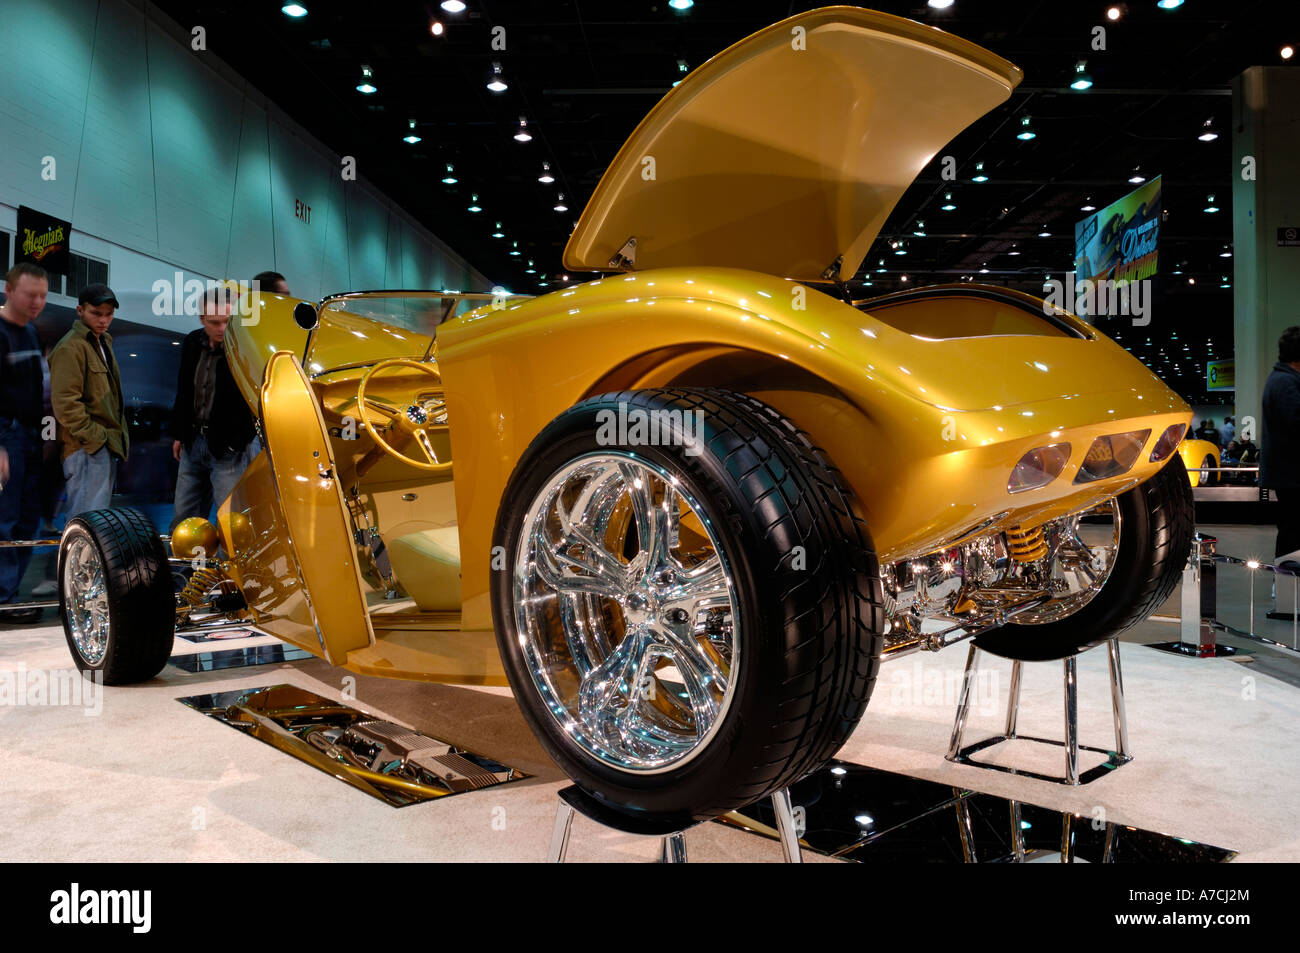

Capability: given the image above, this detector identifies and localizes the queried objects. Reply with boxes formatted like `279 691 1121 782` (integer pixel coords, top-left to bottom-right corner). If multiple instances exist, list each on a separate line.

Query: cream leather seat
385 526 462 611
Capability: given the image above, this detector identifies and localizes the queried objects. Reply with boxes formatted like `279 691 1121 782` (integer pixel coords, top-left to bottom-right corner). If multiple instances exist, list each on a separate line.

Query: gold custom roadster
57 7 1194 821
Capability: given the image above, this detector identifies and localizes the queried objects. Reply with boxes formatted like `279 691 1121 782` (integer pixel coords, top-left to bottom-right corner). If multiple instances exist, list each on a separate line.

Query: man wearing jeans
49 283 128 519
170 285 258 529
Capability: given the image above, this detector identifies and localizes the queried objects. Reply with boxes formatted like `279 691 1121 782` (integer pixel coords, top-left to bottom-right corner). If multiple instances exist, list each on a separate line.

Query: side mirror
293 301 319 331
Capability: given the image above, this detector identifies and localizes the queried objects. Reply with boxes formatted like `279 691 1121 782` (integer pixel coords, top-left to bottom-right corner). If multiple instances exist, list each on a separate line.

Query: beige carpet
1 620 1296 862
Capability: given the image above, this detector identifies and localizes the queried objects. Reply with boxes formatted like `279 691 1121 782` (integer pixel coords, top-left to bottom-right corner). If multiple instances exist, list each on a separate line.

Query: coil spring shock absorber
180 565 226 607
1005 524 1048 563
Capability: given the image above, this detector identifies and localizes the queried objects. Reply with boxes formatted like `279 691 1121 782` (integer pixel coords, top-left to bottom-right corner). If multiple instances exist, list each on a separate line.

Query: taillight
1008 443 1072 494
1150 423 1187 462
1074 430 1151 483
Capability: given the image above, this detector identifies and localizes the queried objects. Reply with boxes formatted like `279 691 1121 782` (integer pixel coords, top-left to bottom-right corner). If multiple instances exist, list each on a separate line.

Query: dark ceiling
151 0 1300 404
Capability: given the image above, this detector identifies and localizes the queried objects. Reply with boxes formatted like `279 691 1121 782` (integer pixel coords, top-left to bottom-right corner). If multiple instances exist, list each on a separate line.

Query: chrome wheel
63 534 111 664
513 453 739 773
1012 500 1121 624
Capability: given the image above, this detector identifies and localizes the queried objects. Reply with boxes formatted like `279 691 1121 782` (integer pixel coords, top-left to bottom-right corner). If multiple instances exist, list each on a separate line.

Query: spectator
253 270 289 295
1221 415 1235 446
0 263 50 623
1260 326 1300 566
170 285 259 529
49 283 129 518
1196 418 1222 448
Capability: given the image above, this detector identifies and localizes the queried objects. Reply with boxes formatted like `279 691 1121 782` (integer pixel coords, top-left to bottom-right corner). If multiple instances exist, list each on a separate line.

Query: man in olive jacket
48 283 129 517
1260 326 1300 565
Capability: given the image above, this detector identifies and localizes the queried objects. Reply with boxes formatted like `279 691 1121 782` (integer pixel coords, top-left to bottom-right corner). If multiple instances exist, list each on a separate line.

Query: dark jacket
49 319 129 460
170 328 256 458
1260 362 1300 489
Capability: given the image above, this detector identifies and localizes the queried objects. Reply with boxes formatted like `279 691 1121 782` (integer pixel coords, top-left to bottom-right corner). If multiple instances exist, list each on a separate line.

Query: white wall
0 0 488 329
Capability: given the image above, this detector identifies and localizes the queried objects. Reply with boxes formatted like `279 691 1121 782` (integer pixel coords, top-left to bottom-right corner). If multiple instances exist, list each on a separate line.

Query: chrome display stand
548 784 803 863
946 638 1131 785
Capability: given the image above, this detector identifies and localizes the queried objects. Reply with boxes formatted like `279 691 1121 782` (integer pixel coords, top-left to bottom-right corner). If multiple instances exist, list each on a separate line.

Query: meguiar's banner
1074 176 1161 284
16 205 71 276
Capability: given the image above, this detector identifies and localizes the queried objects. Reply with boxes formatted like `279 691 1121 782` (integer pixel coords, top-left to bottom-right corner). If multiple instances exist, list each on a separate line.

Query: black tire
59 508 175 684
974 454 1194 661
492 387 885 822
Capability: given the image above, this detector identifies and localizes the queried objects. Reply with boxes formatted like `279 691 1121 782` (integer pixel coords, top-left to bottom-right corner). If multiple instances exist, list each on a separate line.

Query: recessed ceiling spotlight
514 118 532 142
979 264 990 274
281 3 307 17
1038 229 1052 238
972 161 988 183
927 0 955 8
1106 5 1124 21
554 193 569 212
430 20 444 36
1204 193 1219 213
1220 245 1233 258
403 120 421 144
1017 115 1036 140
1283 45 1296 60
492 222 505 238
1198 118 1219 142
1081 197 1097 211
356 65 376 94
913 221 926 236
441 163 457 184
509 241 521 257
1157 0 1184 9
538 162 555 184
440 0 466 13
487 62 507 92
525 260 537 274
941 192 956 211
668 0 694 9
1128 167 1146 184
900 275 910 282
1008 244 1021 256
467 193 482 213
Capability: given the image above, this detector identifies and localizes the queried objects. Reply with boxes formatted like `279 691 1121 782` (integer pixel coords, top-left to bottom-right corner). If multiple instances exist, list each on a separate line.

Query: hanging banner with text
1074 176 1161 285
16 205 71 277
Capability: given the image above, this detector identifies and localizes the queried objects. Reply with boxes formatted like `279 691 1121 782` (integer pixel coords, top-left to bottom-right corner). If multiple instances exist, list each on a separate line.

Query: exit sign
295 199 312 224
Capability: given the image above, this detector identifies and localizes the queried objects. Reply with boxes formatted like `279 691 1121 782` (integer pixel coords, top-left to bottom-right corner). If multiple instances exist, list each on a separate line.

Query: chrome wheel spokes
63 535 110 664
515 454 739 773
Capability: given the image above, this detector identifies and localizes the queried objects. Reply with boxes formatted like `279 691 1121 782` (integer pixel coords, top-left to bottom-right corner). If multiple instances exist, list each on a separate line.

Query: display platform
168 644 313 673
722 761 1235 862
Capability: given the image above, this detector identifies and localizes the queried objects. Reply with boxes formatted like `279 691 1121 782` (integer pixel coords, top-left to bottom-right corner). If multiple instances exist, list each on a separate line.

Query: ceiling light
356 82 376 94
487 62 508 92
1081 197 1097 211
900 275 909 282
913 221 926 236
440 0 466 12
972 161 988 183
356 65 376 94
1017 115 1036 140
1204 194 1219 213
492 223 505 238
677 58 689 74
1220 245 1232 258
1220 277 1231 288
403 120 421 145
1197 119 1219 142
979 264 990 274
1157 0 1184 8
1008 244 1021 256
430 20 444 36
441 163 457 184
538 162 555 184
514 118 532 142
1071 60 1093 90
467 193 482 213
509 242 520 257
1283 45 1296 61
668 0 694 9
927 0 955 8
895 242 907 255
281 3 307 17
525 260 537 274
1129 167 1146 184
1038 229 1052 238
1106 5 1123 21
554 193 569 212
941 192 956 211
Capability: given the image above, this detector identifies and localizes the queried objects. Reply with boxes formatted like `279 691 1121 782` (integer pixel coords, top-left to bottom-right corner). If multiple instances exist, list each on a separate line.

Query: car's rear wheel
492 387 885 822
60 508 175 684
1200 454 1216 487
974 454 1194 661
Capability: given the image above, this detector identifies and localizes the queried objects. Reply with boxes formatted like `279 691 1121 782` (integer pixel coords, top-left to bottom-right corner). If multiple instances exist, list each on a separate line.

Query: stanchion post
1180 534 1218 657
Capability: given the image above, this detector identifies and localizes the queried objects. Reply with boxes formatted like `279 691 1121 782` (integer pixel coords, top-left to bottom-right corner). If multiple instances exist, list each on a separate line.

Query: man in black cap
49 282 129 518
0 263 51 623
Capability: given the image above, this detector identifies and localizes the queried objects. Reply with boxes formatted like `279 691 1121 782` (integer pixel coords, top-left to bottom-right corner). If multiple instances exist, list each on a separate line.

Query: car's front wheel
492 388 885 822
59 508 175 684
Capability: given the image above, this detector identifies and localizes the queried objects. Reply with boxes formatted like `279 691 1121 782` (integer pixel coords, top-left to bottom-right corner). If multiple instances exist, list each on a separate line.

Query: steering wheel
355 359 452 473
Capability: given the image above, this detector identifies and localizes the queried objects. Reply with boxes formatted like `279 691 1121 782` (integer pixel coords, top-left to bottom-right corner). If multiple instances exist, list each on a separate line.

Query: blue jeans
0 420 42 603
62 446 119 519
172 434 260 530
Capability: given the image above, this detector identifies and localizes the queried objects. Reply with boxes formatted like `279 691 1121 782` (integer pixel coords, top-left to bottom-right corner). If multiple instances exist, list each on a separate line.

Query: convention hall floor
1 524 1297 863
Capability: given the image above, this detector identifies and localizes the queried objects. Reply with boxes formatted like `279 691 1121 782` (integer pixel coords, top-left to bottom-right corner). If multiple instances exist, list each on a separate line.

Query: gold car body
206 6 1192 685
